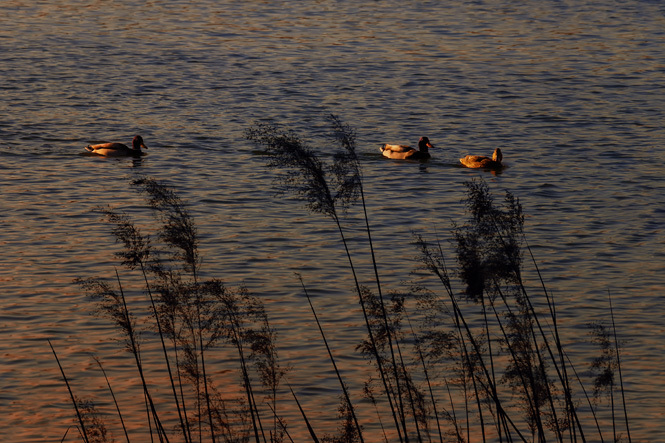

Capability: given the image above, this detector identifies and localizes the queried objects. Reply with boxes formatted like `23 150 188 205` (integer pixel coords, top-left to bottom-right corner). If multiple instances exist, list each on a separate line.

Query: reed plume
247 116 408 442
66 177 288 443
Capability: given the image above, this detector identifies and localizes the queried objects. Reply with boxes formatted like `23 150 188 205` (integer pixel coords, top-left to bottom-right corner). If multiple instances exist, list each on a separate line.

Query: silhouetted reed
298 273 362 442
65 177 288 443
93 355 131 442
76 399 111 443
53 117 631 443
248 115 413 442
246 116 631 443
49 339 92 443
588 291 631 443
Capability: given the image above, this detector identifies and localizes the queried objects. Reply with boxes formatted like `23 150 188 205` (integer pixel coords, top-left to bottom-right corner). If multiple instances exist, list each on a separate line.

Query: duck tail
85 145 94 152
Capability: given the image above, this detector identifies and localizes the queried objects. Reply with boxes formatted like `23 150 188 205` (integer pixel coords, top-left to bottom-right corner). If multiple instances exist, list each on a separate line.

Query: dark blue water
1 1 664 441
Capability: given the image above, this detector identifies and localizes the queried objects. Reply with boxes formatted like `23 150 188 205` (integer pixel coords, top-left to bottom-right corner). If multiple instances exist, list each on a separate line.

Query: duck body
85 135 148 157
460 148 503 169
380 136 433 160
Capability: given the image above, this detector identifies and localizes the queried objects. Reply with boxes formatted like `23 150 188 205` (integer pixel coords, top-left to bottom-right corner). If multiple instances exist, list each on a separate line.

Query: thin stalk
332 213 406 443
365 382 390 443
240 341 262 443
479 219 561 441
228 315 266 443
192 277 217 443
93 356 131 443
140 263 190 443
266 401 295 443
433 262 526 441
114 269 170 443
59 425 74 443
422 234 518 440
193 323 202 443
298 275 364 443
480 294 500 441
404 311 445 443
489 295 543 441
458 318 487 443
358 175 409 441
76 426 88 443
171 331 193 443
144 387 155 443
425 235 466 442
48 340 91 443
393 335 424 443
514 272 578 442
272 384 278 443
611 380 617 443
563 351 604 441
443 376 464 443
493 283 548 440
137 177 214 443
248 371 269 443
329 115 408 440
487 219 576 441
525 238 582 441
608 290 631 442
289 385 320 443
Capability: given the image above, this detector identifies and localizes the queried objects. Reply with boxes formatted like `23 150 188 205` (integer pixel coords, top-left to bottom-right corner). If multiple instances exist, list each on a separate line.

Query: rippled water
1 1 664 441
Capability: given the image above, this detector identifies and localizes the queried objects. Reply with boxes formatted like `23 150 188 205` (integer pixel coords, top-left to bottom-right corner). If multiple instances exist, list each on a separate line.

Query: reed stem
48 340 91 443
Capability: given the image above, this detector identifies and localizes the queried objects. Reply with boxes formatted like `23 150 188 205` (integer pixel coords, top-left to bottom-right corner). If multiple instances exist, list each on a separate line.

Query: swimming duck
380 136 434 160
85 135 148 157
460 148 503 169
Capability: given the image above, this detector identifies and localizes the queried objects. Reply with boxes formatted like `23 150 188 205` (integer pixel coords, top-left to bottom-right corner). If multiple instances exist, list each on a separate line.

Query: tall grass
67 177 288 443
246 115 630 443
52 116 630 442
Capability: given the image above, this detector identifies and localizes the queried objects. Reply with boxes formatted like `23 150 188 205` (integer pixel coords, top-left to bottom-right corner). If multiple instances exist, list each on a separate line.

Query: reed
65 177 288 443
297 273 362 442
93 356 130 442
247 116 410 442
52 116 630 442
49 339 91 443
246 116 631 442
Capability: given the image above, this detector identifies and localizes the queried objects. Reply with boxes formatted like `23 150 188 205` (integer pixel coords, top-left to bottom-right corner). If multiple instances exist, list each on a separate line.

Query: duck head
418 136 434 152
132 135 148 151
492 148 502 163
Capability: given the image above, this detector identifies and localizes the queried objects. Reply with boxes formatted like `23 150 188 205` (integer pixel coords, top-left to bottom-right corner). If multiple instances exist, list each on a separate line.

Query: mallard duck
460 148 503 169
380 136 434 160
85 135 148 157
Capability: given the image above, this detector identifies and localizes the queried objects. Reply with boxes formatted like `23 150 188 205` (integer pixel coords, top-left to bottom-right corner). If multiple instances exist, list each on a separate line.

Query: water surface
1 1 664 441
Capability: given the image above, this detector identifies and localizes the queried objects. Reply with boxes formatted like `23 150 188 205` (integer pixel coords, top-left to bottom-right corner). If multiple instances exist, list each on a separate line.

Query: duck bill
141 143 148 150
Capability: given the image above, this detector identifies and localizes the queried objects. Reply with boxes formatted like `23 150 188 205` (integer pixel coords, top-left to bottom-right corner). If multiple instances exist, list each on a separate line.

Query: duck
380 136 434 160
460 148 503 169
85 135 148 157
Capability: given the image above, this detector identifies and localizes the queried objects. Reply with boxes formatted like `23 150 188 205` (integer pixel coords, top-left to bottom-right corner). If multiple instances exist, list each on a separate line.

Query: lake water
1 0 664 441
